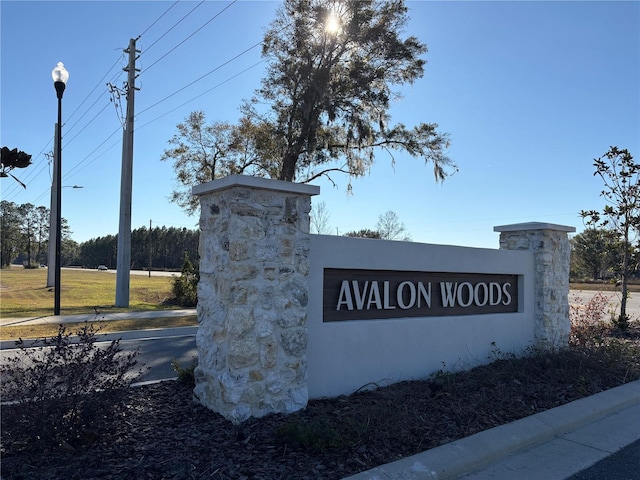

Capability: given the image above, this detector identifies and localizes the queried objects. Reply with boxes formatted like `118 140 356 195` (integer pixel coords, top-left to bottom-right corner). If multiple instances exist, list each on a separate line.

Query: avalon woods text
323 269 519 322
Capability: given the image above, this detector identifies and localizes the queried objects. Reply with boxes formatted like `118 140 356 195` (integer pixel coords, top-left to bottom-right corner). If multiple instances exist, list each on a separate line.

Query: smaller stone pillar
494 222 576 350
192 175 319 423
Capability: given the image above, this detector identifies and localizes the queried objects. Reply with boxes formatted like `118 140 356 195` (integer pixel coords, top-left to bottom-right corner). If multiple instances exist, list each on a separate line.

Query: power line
10 101 116 201
2 140 54 202
142 0 205 54
3 122 121 205
137 59 265 130
64 55 124 128
137 39 263 118
65 95 109 136
65 101 112 148
65 127 122 179
3 160 50 202
141 0 238 74
138 0 181 40
5 41 260 202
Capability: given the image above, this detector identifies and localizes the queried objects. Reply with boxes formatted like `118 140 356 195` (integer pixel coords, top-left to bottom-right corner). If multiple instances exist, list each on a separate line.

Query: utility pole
47 125 59 288
115 38 140 307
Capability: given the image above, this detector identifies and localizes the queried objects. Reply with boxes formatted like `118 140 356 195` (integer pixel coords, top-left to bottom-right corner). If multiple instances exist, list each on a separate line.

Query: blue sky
1 1 638 249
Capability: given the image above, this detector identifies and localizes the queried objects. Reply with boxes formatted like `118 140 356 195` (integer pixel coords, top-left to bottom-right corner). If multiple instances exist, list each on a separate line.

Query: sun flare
325 11 342 35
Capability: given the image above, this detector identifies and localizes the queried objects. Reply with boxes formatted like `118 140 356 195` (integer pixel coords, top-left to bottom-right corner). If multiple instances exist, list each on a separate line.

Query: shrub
172 253 199 307
0 322 141 449
569 292 612 347
171 357 197 385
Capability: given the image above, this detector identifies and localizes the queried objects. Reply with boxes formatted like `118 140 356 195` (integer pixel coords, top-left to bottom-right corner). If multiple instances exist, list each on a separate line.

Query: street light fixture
52 61 68 316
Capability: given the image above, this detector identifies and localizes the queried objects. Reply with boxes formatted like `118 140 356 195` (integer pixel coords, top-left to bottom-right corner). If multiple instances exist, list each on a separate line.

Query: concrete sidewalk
0 308 197 327
344 380 640 480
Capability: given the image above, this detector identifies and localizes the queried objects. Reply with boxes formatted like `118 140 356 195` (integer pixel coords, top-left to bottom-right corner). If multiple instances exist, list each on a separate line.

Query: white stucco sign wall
307 236 534 399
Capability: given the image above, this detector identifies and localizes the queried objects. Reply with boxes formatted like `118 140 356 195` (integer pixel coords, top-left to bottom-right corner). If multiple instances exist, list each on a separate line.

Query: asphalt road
570 289 640 320
0 327 197 384
567 439 640 480
64 266 179 277
122 332 197 383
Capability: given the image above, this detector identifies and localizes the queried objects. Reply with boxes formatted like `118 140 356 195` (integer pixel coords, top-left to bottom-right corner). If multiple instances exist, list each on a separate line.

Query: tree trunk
619 226 630 329
279 152 298 182
26 226 32 267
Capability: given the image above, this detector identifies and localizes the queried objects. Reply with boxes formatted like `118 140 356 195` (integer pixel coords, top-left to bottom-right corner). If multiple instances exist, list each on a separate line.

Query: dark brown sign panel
323 269 519 322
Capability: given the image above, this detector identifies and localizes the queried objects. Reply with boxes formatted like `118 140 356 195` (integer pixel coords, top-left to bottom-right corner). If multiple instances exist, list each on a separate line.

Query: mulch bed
2 326 639 480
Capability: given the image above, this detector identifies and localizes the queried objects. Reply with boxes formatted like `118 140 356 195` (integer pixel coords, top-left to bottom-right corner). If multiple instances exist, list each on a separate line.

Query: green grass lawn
0 267 198 340
0 267 180 317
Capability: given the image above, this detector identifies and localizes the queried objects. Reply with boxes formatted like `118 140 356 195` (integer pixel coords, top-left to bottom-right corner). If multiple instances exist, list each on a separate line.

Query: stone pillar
192 175 319 423
494 222 576 350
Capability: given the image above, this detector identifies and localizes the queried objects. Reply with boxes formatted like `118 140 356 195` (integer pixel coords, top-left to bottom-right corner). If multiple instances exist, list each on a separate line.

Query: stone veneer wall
494 222 576 349
191 175 319 423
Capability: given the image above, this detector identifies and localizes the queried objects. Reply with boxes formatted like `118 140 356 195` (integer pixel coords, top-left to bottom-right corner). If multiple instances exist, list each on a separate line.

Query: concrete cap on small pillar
493 222 576 233
192 174 320 197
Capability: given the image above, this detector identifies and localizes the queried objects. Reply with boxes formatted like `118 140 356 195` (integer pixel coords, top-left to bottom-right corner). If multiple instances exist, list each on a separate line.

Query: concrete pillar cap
493 222 575 233
192 174 320 197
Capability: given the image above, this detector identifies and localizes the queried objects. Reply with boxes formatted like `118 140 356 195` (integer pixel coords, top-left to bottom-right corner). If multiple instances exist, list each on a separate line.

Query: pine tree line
1 201 198 270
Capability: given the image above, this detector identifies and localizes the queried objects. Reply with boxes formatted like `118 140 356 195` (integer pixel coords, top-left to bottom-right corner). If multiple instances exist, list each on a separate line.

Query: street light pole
52 62 68 316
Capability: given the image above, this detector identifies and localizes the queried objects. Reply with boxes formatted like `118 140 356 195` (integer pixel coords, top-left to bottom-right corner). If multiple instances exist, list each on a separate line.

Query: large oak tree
247 0 454 183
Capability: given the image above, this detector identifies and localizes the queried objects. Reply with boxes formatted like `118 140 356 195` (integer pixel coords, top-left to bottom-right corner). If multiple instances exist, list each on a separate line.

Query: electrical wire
24 128 122 205
65 102 112 149
3 160 51 202
141 0 237 74
5 103 113 203
64 127 122 180
137 59 265 130
64 55 124 129
13 126 117 205
2 140 54 202
142 0 205 54
65 96 109 136
138 0 181 40
4 53 124 202
137 40 263 118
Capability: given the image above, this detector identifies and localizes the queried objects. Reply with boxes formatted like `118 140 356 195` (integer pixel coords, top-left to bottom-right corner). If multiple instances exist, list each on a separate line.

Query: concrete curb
342 380 640 480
